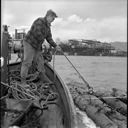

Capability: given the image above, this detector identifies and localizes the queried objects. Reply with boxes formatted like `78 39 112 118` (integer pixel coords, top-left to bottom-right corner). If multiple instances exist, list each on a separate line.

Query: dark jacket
24 17 57 50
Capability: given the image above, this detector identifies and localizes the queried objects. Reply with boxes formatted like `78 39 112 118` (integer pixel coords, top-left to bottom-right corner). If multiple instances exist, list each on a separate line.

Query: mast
1 25 10 83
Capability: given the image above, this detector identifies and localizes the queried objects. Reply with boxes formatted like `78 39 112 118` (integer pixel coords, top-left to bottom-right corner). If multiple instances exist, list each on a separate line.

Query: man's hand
55 45 62 52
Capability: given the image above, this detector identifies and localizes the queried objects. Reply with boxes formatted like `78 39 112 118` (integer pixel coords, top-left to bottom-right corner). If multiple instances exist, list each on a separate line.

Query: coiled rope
1 81 37 100
1 66 57 102
8 69 39 101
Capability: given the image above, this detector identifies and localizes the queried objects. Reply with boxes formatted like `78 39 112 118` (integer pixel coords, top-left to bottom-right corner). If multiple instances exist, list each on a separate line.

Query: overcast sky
2 0 127 42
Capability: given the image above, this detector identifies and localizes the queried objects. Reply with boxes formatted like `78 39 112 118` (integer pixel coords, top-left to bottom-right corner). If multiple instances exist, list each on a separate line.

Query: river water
50 55 127 91
10 54 127 128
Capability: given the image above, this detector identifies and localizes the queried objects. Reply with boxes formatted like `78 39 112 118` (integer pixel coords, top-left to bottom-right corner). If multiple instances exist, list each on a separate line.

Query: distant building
81 39 102 48
15 29 26 39
68 39 82 46
110 49 117 53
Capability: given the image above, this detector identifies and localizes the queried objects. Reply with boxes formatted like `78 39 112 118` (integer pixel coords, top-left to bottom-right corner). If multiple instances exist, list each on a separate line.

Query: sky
1 0 127 42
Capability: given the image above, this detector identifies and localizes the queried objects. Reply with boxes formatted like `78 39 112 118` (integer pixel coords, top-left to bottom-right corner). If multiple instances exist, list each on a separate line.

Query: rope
1 68 58 102
1 81 37 100
0 95 9 100
11 81 37 101
7 69 39 101
61 50 93 94
40 93 53 107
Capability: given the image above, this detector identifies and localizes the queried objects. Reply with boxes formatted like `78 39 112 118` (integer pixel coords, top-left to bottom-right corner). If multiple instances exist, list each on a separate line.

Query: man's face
46 15 55 23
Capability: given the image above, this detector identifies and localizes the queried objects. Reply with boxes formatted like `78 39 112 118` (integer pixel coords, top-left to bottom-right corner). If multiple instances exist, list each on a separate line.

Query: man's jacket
24 17 57 50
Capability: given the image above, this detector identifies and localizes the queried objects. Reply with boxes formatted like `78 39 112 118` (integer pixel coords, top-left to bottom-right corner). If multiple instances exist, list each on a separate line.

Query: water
50 55 127 91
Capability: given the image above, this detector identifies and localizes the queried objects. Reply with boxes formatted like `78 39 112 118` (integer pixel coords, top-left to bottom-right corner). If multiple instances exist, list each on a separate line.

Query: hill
110 42 127 52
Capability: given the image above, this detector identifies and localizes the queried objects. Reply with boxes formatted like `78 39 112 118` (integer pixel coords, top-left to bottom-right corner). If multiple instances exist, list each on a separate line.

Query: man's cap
46 9 58 18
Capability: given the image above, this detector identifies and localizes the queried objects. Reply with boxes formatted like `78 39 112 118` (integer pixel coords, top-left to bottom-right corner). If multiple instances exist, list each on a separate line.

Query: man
20 9 61 88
